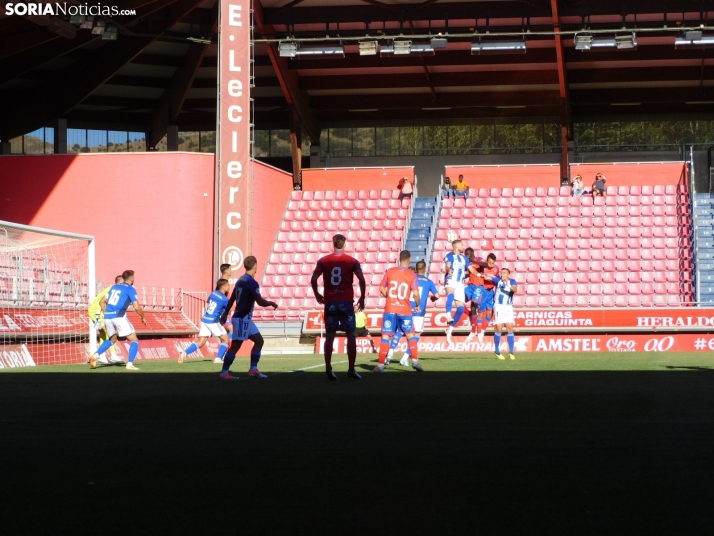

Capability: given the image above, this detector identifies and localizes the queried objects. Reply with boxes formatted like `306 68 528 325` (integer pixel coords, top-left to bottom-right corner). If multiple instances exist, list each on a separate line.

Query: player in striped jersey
443 239 468 343
485 269 518 360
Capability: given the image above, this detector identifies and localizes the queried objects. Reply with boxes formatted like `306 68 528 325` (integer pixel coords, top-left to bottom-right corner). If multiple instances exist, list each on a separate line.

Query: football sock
481 316 491 333
109 345 117 356
324 336 335 369
452 305 464 325
476 319 482 333
471 316 479 333
369 339 376 350
493 332 501 353
217 343 228 359
445 294 454 314
249 350 260 370
222 353 236 373
389 332 402 351
405 336 420 357
507 332 515 354
128 341 139 363
378 338 391 365
407 337 419 361
346 336 357 370
184 343 198 356
95 339 114 357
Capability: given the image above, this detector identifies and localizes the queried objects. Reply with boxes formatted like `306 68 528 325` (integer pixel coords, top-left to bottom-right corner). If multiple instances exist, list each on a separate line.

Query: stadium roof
1 0 713 145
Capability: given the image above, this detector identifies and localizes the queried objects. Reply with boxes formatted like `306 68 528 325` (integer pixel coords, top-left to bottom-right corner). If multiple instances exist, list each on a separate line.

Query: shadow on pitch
664 365 714 372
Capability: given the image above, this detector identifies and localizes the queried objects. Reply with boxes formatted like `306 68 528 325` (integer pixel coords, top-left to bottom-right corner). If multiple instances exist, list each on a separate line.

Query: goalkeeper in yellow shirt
88 275 125 364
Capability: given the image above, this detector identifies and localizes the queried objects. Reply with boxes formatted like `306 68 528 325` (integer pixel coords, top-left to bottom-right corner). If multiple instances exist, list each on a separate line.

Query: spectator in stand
572 175 585 197
442 176 455 199
592 173 607 198
398 176 413 201
454 174 469 199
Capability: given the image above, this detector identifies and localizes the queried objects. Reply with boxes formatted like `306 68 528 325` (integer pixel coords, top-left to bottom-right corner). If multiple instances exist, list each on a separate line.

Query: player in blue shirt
178 279 232 364
385 261 439 371
88 270 148 371
219 255 278 380
484 269 518 360
444 239 479 343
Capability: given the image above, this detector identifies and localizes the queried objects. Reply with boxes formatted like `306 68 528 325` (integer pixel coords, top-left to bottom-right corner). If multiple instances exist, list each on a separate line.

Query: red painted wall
445 164 561 188
250 160 293 282
0 153 215 293
302 166 414 192
570 162 687 187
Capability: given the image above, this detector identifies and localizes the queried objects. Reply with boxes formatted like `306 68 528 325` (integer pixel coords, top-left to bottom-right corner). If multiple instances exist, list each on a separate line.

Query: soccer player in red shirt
311 233 367 381
476 253 500 343
374 250 422 373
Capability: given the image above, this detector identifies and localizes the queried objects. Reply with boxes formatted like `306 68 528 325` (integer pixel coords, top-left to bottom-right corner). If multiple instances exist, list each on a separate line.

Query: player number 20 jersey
381 267 418 315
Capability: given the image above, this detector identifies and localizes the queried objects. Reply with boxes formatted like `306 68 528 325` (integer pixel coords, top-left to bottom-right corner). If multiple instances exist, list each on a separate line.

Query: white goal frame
0 220 97 353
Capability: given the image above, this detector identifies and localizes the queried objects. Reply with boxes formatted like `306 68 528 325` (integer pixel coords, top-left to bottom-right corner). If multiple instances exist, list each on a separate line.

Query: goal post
0 220 95 366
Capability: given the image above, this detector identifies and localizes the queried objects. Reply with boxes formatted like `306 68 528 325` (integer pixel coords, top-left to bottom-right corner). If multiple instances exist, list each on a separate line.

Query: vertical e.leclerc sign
217 0 251 275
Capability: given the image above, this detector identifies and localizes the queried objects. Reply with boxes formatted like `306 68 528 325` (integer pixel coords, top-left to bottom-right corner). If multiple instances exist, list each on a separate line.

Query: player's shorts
231 316 260 341
493 304 515 324
412 315 425 333
104 316 134 338
324 301 356 333
479 288 495 312
381 312 415 337
465 284 484 305
355 327 370 337
198 321 227 338
445 279 465 302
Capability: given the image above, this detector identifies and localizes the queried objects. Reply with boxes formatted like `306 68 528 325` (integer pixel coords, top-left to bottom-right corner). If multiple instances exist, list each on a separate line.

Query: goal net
0 220 95 367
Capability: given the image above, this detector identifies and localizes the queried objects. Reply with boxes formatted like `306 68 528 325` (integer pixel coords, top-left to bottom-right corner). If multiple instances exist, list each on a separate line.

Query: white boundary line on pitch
284 360 348 373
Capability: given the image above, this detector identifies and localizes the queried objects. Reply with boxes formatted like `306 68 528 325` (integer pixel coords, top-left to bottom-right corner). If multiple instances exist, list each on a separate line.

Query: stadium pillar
167 125 179 151
551 0 572 185
289 106 302 187
53 118 67 154
0 142 10 155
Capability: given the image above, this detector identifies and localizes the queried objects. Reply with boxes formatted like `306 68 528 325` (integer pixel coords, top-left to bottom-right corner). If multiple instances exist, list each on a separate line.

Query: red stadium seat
524 187 536 197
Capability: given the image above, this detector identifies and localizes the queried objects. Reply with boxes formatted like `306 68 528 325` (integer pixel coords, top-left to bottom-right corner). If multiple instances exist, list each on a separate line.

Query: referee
354 303 377 353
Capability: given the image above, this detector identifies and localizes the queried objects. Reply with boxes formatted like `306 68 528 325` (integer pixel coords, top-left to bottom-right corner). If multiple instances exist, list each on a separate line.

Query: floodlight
471 40 526 55
430 36 447 48
411 44 435 55
615 33 636 49
574 34 593 50
279 41 298 57
675 31 714 48
359 40 378 55
393 40 412 54
295 46 345 57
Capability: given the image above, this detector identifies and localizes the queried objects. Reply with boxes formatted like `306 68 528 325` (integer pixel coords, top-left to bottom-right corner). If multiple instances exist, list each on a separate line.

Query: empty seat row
428 258 688 274
451 185 687 199
441 205 684 219
288 199 410 211
513 294 692 308
274 231 402 251
281 219 405 233
438 226 690 241
285 208 408 221
519 282 686 296
439 214 682 229
442 195 688 209
291 190 409 201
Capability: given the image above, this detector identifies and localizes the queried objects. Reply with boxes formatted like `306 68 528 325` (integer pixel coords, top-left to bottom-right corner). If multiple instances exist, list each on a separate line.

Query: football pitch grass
2 351 714 535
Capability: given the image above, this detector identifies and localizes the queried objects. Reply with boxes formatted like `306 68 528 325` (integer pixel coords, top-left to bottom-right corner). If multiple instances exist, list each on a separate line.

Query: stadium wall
569 162 687 186
444 164 562 188
0 153 215 292
250 160 294 282
302 166 414 192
